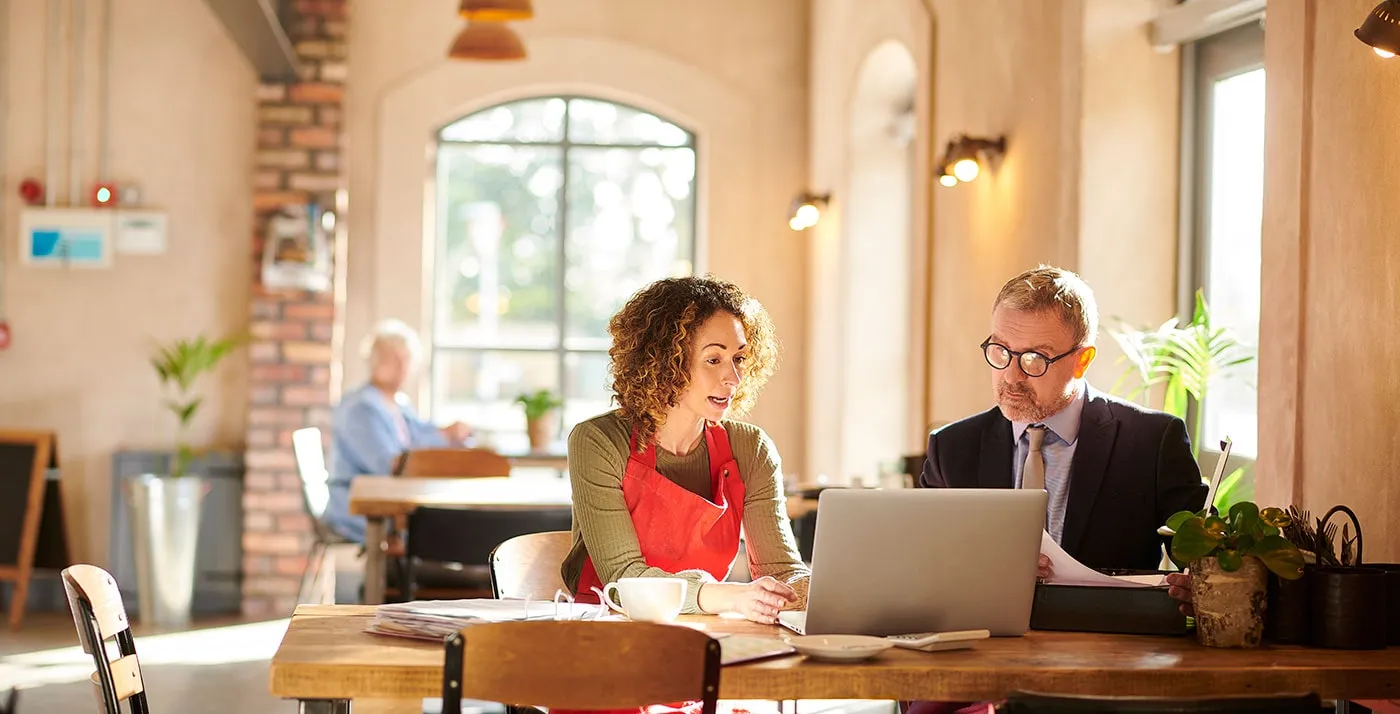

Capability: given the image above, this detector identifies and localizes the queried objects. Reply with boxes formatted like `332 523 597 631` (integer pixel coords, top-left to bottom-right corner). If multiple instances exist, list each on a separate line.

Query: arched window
431 96 697 451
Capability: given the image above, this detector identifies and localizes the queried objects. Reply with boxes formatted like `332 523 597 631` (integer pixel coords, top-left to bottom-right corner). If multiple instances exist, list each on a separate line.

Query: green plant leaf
1228 501 1260 529
1165 510 1198 532
1249 534 1306 580
1212 466 1249 512
1171 516 1223 562
1260 507 1291 529
1218 549 1244 572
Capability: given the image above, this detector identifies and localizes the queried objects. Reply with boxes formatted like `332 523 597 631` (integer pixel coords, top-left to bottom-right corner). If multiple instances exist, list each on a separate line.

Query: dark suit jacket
920 387 1207 571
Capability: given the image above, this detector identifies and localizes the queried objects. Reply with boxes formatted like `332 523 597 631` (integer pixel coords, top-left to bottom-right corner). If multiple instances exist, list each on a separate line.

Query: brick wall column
242 0 348 618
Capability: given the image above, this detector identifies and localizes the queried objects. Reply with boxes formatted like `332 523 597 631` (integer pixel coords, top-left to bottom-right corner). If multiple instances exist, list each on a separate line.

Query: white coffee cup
600 577 687 623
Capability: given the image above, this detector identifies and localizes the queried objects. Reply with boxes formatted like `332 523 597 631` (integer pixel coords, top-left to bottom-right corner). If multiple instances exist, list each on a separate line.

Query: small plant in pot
515 389 563 451
1164 502 1305 648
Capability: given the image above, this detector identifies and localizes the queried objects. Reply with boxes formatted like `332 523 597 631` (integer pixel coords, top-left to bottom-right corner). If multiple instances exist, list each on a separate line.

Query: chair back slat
88 655 145 703
61 565 129 644
999 692 1327 713
396 448 511 478
490 531 573 600
292 427 331 520
443 621 719 713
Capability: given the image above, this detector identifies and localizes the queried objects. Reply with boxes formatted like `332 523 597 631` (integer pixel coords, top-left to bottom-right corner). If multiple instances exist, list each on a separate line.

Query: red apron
565 422 747 714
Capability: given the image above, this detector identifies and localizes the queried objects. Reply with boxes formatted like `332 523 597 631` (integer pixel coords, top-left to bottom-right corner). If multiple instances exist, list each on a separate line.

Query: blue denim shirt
324 383 447 543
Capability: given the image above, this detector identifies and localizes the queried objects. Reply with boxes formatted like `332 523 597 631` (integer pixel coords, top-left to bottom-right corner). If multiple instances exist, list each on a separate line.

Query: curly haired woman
561 276 809 624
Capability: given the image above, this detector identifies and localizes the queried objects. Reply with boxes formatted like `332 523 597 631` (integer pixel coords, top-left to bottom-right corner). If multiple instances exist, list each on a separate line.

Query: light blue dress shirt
324 383 447 543
1012 385 1087 545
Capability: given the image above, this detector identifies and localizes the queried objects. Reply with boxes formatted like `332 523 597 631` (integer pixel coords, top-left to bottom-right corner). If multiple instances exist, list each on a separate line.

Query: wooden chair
998 692 1329 713
489 530 573 599
442 621 721 714
59 564 150 714
394 448 511 478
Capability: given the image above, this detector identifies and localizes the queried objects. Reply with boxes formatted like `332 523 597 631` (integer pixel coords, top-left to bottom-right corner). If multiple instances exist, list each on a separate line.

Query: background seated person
324 319 471 544
562 276 808 624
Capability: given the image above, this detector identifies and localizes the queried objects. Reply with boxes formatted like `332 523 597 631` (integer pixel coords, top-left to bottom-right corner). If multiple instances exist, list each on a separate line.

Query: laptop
779 488 1047 637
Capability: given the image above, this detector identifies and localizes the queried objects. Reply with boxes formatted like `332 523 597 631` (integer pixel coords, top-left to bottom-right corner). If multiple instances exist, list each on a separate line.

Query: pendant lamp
458 0 534 22
448 21 527 61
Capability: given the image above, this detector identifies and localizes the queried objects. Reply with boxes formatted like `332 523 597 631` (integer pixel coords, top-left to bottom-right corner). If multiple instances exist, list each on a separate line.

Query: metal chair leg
298 539 327 604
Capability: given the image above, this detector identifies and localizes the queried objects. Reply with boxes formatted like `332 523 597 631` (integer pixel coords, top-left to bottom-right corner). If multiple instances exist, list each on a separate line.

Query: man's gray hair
993 265 1098 348
361 319 422 368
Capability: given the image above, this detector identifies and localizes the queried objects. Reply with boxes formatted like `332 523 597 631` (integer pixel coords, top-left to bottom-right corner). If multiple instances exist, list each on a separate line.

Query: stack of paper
1040 532 1169 588
367 599 610 641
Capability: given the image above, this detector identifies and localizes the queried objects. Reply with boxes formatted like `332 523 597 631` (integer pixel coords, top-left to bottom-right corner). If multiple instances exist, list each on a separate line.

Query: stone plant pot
1190 555 1268 648
526 410 557 451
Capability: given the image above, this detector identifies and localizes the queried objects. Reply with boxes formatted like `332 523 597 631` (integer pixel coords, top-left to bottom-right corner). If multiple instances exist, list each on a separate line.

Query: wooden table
271 604 1400 712
349 476 574 605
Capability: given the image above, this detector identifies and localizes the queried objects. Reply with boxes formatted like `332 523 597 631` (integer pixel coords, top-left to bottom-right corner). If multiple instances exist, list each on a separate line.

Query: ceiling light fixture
448 21 527 61
458 0 534 22
1357 0 1400 58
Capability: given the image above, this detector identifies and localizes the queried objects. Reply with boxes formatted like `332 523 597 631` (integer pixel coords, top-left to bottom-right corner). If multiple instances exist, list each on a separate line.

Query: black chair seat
999 692 1329 714
403 507 575 601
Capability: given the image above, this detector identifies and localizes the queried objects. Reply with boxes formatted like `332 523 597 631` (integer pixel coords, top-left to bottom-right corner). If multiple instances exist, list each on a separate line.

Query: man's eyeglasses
980 338 1079 378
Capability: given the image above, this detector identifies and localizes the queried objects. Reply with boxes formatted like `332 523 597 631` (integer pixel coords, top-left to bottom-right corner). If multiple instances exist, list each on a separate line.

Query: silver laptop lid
800 488 1046 637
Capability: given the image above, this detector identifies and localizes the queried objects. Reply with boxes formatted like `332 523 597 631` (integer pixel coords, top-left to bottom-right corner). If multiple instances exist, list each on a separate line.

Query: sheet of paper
1040 531 1166 588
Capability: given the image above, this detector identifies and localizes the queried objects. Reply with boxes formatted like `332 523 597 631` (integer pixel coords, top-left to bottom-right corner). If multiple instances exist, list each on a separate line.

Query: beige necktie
1022 425 1047 491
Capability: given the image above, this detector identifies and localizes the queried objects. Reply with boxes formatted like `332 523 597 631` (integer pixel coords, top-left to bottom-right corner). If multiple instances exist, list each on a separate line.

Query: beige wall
805 0 931 483
928 0 1086 424
924 0 1180 426
1259 0 1400 560
1075 0 1181 391
0 0 255 563
345 0 811 470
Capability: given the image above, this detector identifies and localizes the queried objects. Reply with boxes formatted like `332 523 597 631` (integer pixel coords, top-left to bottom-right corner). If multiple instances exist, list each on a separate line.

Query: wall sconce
788 192 830 231
936 135 1007 187
1356 0 1400 58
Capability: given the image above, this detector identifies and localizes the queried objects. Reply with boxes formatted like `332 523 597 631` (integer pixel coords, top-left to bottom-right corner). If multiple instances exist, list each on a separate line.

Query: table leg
363 517 387 605
298 699 351 714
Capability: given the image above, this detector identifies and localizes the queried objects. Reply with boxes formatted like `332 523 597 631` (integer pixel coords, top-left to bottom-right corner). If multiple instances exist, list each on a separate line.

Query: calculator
885 629 990 652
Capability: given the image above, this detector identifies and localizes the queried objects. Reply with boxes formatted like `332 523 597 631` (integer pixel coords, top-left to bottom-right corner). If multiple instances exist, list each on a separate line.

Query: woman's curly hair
608 276 779 448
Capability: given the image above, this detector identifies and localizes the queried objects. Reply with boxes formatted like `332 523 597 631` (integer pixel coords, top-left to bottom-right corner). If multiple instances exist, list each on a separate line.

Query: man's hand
441 421 472 444
1037 554 1054 581
697 577 799 624
1165 572 1194 616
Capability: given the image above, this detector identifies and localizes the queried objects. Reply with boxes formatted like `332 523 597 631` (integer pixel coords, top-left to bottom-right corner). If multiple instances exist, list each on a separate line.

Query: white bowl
786 635 892 662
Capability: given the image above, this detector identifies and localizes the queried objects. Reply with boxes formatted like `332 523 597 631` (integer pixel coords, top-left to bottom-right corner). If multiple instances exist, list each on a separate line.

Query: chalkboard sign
0 430 64 631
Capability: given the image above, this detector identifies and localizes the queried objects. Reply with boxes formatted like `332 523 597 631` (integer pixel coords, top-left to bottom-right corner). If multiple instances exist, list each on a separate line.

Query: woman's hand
1165 572 1194 616
1037 554 1054 581
698 577 798 624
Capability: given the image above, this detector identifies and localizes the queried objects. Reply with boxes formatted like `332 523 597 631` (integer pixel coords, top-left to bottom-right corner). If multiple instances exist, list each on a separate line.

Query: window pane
563 351 612 436
564 146 696 348
439 98 567 143
567 98 692 147
1202 68 1264 458
435 144 562 349
432 350 561 452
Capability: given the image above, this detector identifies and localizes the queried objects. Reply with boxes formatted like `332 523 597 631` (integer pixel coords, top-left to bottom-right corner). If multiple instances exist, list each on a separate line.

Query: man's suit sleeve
1156 416 1208 525
919 431 948 488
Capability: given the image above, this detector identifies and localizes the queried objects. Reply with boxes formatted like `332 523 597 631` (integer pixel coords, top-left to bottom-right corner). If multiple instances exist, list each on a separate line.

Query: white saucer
786 635 892 662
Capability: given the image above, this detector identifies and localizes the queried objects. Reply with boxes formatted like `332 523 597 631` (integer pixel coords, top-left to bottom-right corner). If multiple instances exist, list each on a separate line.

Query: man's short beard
996 383 1074 423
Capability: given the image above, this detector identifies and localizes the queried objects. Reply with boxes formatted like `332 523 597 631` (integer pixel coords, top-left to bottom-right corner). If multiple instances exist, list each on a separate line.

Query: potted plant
1163 502 1305 648
515 389 563 451
127 333 240 628
1108 290 1255 512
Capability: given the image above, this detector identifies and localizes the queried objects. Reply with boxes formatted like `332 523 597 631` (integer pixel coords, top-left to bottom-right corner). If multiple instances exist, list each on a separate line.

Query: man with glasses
920 266 1207 573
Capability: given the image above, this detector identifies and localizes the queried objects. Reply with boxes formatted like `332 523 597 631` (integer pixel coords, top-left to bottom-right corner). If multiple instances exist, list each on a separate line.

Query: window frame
1177 19 1265 475
426 96 700 445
